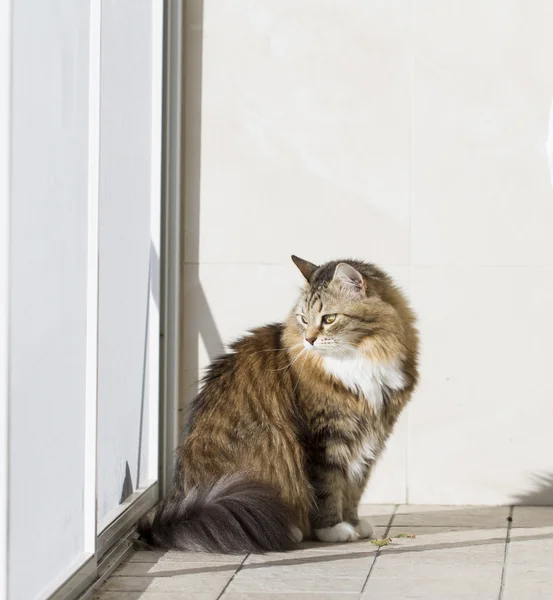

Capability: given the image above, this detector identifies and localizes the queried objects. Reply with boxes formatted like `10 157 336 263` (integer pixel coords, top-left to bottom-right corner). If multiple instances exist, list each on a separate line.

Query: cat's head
289 255 406 361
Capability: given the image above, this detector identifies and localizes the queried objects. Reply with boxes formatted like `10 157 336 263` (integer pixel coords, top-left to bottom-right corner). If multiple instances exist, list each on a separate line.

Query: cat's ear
332 263 365 294
291 255 318 282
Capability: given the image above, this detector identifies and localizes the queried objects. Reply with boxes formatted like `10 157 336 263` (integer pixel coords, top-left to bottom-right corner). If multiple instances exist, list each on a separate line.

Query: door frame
158 0 183 500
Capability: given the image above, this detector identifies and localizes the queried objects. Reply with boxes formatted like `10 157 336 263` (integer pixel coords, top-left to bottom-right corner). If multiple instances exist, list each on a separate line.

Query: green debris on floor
370 537 392 546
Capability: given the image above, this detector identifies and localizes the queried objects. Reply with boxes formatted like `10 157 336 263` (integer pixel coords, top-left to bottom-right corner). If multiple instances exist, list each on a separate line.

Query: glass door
95 0 163 546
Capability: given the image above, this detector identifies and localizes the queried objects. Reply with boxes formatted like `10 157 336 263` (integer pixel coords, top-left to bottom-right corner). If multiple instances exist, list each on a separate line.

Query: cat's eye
296 314 308 325
322 314 337 325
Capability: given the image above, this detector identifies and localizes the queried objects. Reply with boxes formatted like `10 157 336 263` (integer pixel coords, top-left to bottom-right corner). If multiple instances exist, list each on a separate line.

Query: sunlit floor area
94 504 553 600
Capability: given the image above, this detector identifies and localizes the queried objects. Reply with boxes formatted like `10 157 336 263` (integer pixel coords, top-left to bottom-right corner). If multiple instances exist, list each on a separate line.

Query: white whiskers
266 346 307 373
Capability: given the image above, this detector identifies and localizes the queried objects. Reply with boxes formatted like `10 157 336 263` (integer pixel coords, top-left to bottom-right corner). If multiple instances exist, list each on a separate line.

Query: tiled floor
94 505 553 600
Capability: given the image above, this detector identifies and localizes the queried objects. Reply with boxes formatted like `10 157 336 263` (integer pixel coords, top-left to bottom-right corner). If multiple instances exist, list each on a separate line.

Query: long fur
137 474 294 554
139 257 418 553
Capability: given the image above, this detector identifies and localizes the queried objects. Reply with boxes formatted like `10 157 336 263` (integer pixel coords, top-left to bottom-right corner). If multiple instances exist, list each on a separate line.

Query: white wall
182 0 553 505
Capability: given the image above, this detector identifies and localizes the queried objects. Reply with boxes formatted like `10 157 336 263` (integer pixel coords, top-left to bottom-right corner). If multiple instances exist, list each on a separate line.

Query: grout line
359 505 399 597
407 0 415 271
182 261 414 267
407 0 415 507
498 506 514 600
405 404 411 505
183 261 553 270
217 553 249 599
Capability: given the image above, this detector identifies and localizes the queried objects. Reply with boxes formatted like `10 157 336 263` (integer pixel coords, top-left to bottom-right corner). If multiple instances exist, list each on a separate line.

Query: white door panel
96 0 160 528
2 1 165 598
9 2 92 598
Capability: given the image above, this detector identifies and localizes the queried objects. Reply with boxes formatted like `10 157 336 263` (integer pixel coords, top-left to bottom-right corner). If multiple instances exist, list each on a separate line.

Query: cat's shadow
513 471 553 506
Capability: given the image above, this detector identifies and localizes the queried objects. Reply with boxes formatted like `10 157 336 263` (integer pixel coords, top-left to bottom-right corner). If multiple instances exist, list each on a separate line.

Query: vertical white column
0 0 11 597
547 97 553 187
148 0 164 484
85 0 102 554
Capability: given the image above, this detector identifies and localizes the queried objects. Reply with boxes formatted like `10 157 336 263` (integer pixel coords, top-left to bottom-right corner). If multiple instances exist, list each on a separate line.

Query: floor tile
506 526 553 568
371 525 506 580
384 525 507 556
238 556 373 579
245 544 377 565
393 505 510 527
114 560 240 577
226 572 366 594
223 595 357 600
373 551 505 574
129 549 247 563
103 574 232 594
361 574 502 600
95 593 219 600
511 506 553 527
502 565 553 600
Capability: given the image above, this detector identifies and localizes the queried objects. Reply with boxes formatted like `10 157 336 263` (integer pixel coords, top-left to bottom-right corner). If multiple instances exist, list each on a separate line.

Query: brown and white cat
138 256 419 553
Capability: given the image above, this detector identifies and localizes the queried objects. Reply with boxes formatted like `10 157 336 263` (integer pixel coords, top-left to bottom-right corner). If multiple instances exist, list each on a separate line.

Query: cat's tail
137 474 295 554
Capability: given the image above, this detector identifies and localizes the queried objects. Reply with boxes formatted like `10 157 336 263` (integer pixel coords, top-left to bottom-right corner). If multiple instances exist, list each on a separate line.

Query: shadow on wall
513 472 553 506
179 0 225 433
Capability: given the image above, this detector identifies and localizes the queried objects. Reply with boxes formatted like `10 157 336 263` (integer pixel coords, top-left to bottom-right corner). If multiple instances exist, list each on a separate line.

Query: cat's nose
305 336 318 345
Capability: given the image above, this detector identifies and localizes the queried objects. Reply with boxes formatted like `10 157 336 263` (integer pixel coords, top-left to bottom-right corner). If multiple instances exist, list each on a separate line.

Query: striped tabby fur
138 257 419 552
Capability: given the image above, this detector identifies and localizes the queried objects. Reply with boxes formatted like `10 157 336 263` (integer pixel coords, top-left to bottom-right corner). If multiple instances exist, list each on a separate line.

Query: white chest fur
348 439 378 480
322 354 406 410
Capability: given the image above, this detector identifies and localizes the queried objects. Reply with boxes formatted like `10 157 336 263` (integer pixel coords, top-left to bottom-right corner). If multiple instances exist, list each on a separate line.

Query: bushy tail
137 474 294 554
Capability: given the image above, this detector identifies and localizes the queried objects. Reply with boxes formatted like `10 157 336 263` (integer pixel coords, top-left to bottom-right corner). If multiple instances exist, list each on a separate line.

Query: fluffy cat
138 256 419 553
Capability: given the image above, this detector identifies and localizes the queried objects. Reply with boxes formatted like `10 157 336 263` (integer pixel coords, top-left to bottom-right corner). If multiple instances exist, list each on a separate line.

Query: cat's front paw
353 519 374 539
289 525 304 544
314 522 359 543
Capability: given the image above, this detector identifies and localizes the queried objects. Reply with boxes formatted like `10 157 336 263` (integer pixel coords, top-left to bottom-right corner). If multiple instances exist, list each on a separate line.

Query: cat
138 256 419 553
